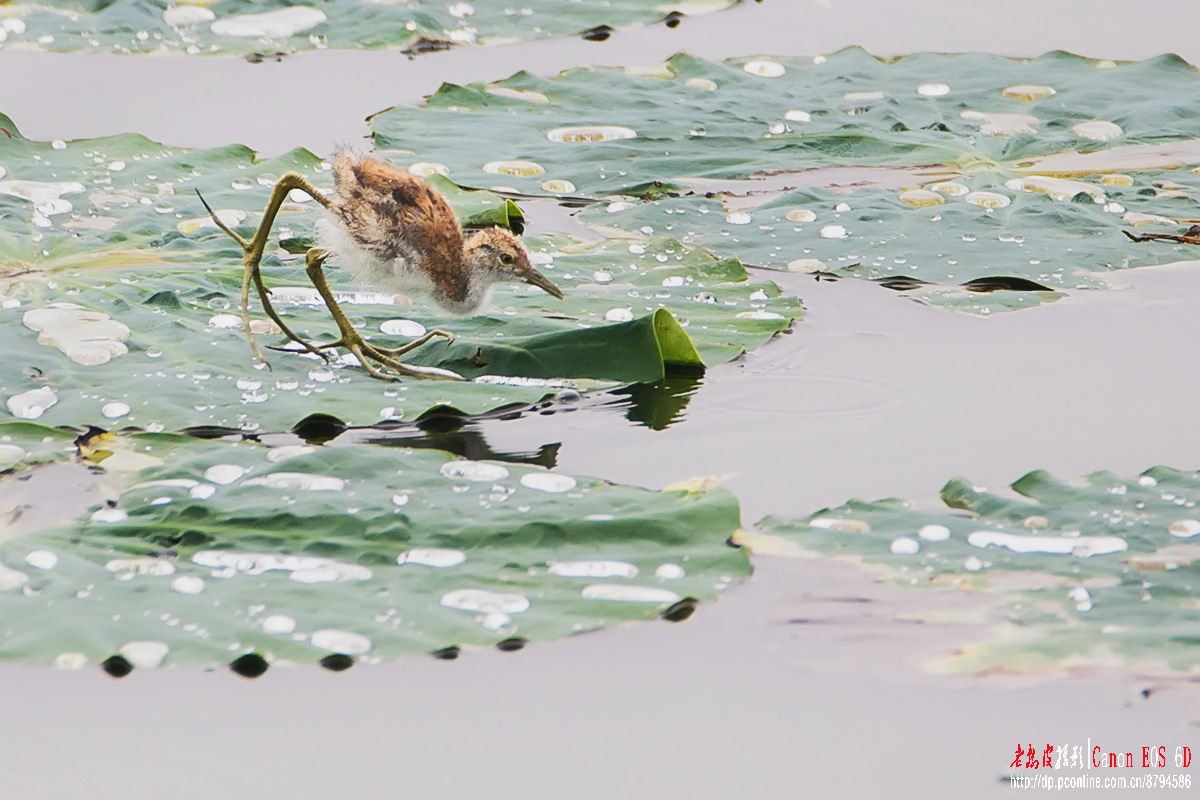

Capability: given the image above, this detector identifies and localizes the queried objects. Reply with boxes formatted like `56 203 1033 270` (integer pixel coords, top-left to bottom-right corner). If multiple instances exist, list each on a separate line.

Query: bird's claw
346 337 464 381
265 342 335 362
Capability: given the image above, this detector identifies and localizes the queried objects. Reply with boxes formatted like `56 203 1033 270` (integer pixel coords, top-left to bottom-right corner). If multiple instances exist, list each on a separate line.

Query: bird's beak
524 267 565 300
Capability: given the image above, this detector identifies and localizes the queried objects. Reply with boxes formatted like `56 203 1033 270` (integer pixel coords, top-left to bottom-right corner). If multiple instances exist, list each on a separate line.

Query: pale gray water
5 552 1197 799
2 1 1200 797
486 260 1200 522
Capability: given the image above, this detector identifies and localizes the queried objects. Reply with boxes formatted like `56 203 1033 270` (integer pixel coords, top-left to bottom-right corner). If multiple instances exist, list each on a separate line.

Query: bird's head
463 228 565 300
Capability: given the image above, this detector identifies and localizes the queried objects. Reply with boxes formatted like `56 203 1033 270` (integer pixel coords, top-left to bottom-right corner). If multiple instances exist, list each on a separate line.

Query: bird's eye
500 253 515 266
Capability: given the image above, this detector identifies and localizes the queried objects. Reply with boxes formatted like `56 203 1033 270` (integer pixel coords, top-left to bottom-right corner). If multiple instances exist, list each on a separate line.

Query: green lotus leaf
0 120 797 431
0 422 749 668
0 1 736 57
0 420 77 474
371 50 1200 313
756 466 1200 673
462 196 525 232
425 308 702 383
373 50 1200 196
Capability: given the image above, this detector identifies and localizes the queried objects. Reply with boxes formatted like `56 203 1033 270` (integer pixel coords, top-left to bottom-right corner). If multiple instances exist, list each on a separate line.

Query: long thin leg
303 249 462 381
301 249 363 357
248 268 332 361
197 173 333 367
375 328 455 358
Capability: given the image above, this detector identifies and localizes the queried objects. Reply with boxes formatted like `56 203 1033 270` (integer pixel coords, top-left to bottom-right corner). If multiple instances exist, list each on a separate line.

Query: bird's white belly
315 214 436 297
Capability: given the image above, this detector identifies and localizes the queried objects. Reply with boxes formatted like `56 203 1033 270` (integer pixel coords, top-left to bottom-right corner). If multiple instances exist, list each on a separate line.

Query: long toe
376 328 456 359
398 364 465 381
266 342 333 362
346 343 403 382
358 342 464 381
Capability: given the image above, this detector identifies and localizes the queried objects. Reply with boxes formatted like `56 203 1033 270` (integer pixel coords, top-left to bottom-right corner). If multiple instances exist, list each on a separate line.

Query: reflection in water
661 597 699 623
345 424 561 469
249 405 565 467
274 374 701 464
100 655 133 679
0 461 116 542
229 653 270 680
209 373 701 471
289 413 349 444
319 654 355 672
496 637 527 653
605 374 704 431
430 645 461 661
874 274 1056 293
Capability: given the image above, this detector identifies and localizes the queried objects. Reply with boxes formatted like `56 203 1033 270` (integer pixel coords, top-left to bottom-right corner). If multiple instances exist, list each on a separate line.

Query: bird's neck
439 242 498 315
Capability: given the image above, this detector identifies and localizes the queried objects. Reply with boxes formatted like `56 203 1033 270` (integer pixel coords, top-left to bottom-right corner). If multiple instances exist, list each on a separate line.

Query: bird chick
316 150 563 314
201 150 563 382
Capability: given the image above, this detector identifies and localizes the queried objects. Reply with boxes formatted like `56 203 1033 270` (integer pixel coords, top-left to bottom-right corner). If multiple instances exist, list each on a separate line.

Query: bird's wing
335 156 468 302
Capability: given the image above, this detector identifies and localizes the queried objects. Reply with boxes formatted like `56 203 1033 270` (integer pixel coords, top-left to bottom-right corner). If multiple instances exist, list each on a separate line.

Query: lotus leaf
0 1 736 56
757 466 1200 672
0 422 749 668
0 117 798 430
372 50 1200 313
